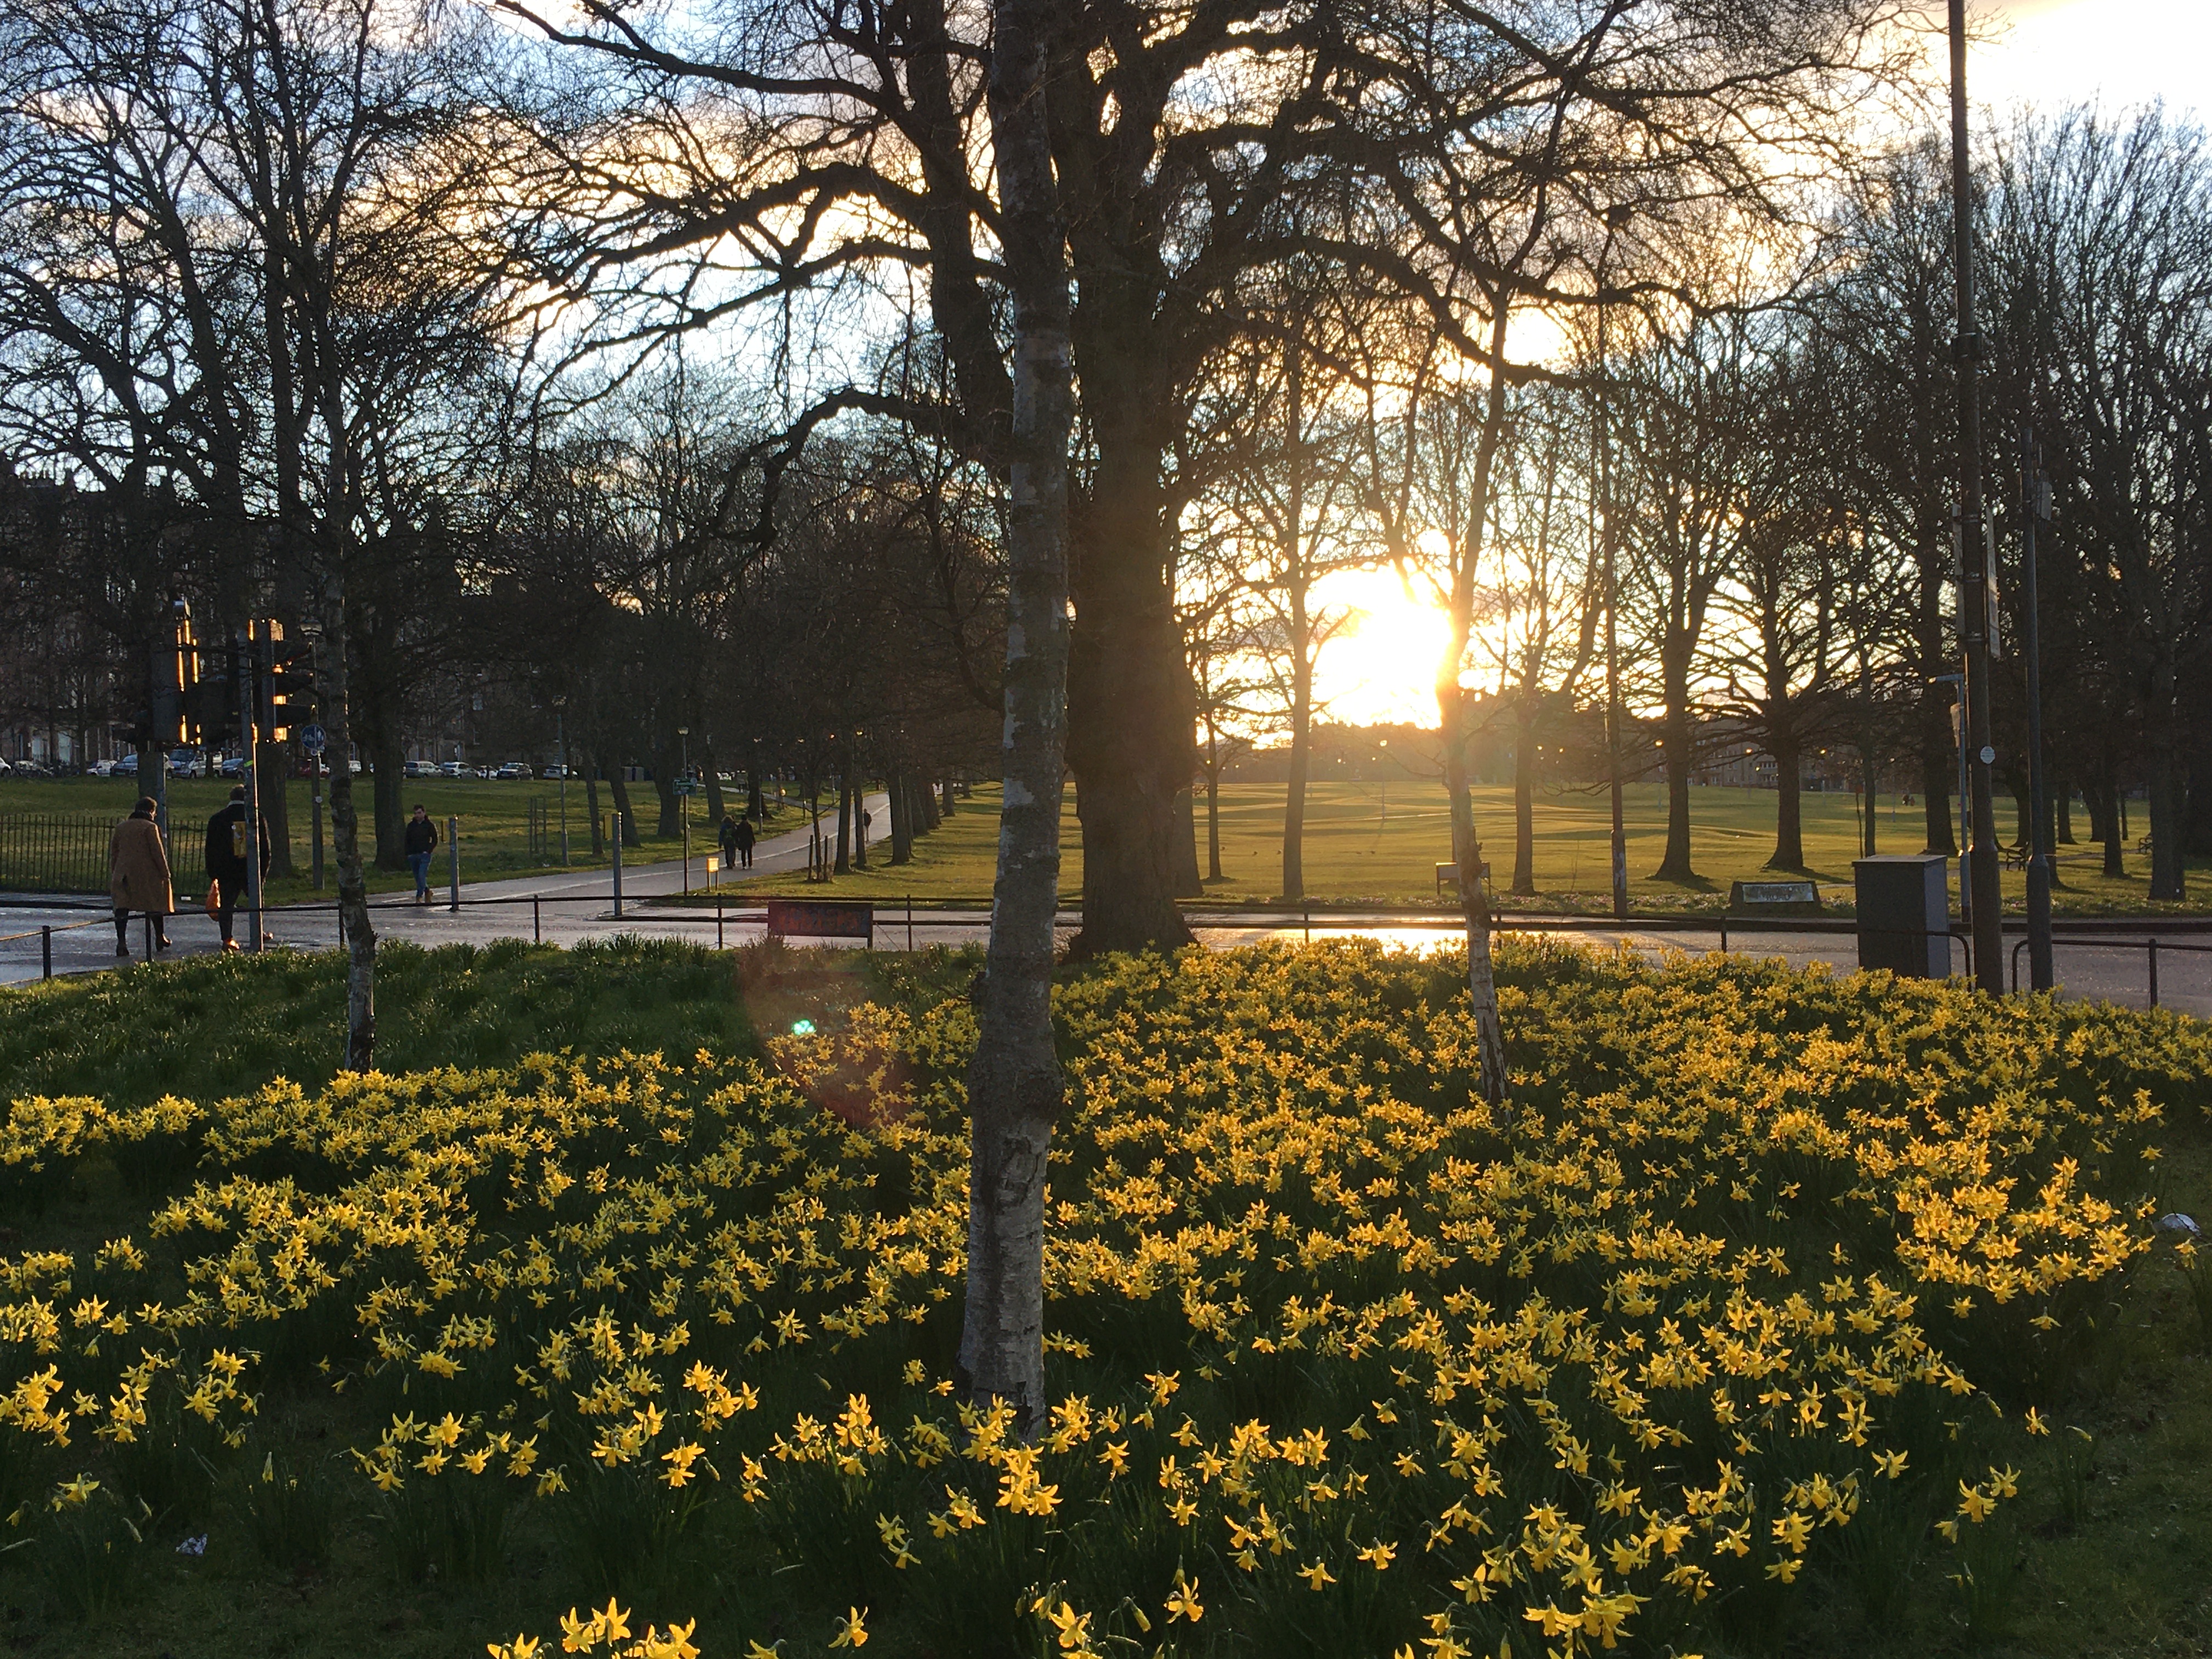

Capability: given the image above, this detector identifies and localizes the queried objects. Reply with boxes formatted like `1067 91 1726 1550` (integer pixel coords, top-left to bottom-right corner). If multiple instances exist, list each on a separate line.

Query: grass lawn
0 775 661 901
2 940 2210 1658
720 779 2208 915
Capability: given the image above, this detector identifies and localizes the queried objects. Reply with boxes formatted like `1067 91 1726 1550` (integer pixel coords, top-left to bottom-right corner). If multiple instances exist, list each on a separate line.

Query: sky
1306 0 2210 733
1969 0 2209 114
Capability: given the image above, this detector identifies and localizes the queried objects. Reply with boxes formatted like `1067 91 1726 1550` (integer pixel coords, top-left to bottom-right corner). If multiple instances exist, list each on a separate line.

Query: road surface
2 803 2204 1018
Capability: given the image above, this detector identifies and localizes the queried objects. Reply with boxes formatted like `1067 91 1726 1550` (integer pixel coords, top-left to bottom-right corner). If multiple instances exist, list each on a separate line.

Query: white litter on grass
2157 1212 2202 1238
176 1534 207 1556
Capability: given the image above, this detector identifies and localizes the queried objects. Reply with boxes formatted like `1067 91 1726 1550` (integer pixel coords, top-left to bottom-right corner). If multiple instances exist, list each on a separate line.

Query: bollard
534 895 541 944
1719 918 1729 953
612 821 624 918
41 925 51 980
907 894 914 952
448 817 461 912
1303 900 1310 944
2150 937 2160 1008
716 900 724 950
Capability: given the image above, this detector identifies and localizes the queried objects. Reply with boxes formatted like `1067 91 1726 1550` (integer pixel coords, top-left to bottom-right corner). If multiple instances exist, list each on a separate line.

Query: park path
2 816 2205 1017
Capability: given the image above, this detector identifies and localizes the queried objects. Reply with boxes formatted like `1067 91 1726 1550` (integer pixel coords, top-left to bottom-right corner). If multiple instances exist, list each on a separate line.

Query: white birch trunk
957 0 1073 1436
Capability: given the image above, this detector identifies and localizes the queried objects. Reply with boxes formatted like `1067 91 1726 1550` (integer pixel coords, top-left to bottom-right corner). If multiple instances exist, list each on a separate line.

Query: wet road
4 816 2204 1019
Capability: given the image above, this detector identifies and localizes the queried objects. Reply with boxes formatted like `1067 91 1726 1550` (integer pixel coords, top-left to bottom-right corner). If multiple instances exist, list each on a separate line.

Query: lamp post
554 696 569 866
677 725 691 892
1598 201 1633 922
1947 0 2004 992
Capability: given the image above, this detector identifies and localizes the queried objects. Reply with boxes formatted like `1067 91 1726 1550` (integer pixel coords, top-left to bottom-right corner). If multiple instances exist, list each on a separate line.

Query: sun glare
1310 565 1454 729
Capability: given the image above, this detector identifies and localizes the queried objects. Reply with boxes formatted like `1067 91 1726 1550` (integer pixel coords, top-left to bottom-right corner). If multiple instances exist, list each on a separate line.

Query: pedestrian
108 797 172 956
733 814 755 869
203 784 272 951
718 813 740 871
404 804 438 904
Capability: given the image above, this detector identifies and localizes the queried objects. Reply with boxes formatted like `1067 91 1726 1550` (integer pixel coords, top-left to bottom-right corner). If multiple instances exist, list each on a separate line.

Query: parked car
404 759 437 778
438 760 469 778
112 753 137 776
170 751 205 779
539 764 571 781
494 762 533 781
219 754 245 778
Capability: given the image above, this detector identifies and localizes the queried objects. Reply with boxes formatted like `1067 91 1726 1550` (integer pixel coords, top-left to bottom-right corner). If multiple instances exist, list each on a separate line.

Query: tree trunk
257 738 295 877
704 745 727 826
2188 721 2212 857
606 762 642 849
920 773 942 832
941 776 957 817
2055 769 2075 845
960 0 1070 1435
1172 787 1202 896
1283 650 1311 902
2146 680 2185 901
586 771 605 859
889 768 912 865
371 730 406 870
1767 737 1804 871
313 580 375 1070
1654 686 1697 883
651 752 679 839
834 775 853 874
1065 373 1192 955
1511 700 1536 895
1861 749 1880 856
2097 763 2124 877
1203 727 1223 884
1917 531 1956 855
1436 293 1514 1105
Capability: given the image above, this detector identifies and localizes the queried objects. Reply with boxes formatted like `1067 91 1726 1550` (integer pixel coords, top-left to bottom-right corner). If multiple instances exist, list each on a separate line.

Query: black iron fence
0 813 207 895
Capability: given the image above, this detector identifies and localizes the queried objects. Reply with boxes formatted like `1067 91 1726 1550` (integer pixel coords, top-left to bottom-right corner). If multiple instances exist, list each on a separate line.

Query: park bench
1726 878 1822 918
765 898 874 947
1435 861 1493 899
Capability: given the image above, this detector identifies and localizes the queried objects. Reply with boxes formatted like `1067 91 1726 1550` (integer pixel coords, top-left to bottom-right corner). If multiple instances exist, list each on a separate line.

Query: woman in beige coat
108 796 173 956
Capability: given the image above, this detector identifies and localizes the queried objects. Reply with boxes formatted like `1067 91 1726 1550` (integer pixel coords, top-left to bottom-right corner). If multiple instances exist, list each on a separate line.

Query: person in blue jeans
404 804 438 904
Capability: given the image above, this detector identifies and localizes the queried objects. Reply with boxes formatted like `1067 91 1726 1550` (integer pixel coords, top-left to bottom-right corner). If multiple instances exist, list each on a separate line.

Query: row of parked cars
402 760 562 781
9 754 579 781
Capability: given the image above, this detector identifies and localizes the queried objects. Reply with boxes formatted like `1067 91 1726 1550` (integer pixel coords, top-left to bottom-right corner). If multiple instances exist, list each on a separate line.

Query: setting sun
1307 564 1456 729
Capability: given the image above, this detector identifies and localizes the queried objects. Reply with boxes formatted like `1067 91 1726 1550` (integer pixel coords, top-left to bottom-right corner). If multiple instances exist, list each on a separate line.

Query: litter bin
1853 854 1950 977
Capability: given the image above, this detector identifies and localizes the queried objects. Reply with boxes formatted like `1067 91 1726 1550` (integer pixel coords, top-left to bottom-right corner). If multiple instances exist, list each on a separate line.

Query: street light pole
677 725 691 894
1948 0 2004 993
555 699 569 866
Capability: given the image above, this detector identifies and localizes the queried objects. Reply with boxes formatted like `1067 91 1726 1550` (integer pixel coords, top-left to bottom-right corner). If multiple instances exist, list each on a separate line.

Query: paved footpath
3 812 2204 1018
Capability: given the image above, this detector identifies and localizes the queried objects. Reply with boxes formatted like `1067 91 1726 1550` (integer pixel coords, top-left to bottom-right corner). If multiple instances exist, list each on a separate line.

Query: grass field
3 940 2211 1658
0 774 645 900
731 779 2208 915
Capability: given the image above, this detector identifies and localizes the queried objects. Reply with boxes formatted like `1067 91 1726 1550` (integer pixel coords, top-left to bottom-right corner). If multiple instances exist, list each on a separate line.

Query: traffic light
184 644 236 748
257 640 312 741
150 600 194 747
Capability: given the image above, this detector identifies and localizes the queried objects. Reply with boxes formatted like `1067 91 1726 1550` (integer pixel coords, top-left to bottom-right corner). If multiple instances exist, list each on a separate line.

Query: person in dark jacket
718 814 740 871
109 797 172 956
204 785 272 951
404 805 438 904
732 814 755 868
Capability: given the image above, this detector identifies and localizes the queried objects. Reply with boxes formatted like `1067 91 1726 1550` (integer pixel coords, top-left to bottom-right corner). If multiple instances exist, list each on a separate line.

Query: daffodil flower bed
2 940 2204 1657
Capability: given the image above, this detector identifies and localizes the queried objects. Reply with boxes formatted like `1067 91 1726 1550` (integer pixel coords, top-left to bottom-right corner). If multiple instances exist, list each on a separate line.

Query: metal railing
0 814 209 895
2011 933 2212 1008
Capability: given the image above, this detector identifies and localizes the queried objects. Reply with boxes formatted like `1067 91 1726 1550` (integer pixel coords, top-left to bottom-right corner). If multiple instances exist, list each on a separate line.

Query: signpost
302 723 327 892
674 773 699 891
